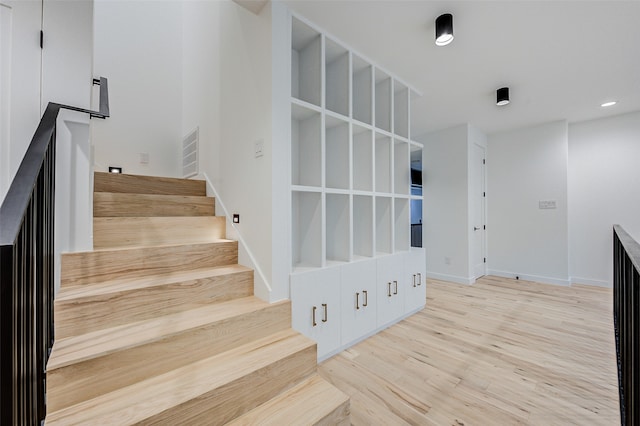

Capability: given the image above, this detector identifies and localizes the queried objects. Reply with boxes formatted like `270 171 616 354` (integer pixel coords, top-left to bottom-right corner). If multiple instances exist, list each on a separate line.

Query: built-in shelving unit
289 13 425 360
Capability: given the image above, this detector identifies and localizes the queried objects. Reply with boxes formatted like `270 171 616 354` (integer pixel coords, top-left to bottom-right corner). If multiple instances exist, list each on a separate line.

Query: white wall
218 0 276 300
182 0 221 185
568 111 640 287
420 124 473 284
487 121 570 285
42 0 95 292
1 0 41 203
92 0 182 177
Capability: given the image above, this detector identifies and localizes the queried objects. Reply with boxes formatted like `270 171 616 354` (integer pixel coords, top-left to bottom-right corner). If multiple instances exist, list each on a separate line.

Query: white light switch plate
254 139 264 158
539 200 557 209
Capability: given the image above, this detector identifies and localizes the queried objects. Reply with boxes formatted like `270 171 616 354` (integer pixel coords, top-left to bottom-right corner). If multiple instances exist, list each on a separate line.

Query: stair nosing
48 297 289 370
46 329 315 424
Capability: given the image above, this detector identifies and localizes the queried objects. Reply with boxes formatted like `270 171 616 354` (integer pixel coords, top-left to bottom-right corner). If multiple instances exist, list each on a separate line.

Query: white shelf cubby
291 103 321 187
394 197 410 252
291 17 322 107
375 196 392 254
292 190 323 270
374 69 392 133
353 195 374 258
326 193 350 263
375 133 391 194
325 115 350 190
325 38 349 117
394 140 409 195
352 54 372 125
393 81 409 139
352 124 373 192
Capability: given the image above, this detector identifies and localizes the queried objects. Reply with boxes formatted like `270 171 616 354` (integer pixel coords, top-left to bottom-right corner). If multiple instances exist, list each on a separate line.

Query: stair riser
94 192 215 217
47 302 293 413
94 172 206 196
138 345 317 425
55 270 254 339
93 216 227 249
62 242 238 287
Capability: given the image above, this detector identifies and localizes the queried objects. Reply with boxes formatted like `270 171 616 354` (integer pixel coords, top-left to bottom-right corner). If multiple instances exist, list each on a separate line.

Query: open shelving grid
291 15 423 272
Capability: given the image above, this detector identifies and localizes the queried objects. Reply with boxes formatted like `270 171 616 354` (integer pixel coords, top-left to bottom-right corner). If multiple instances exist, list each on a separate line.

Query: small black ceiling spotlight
435 13 454 46
496 87 510 106
108 166 123 174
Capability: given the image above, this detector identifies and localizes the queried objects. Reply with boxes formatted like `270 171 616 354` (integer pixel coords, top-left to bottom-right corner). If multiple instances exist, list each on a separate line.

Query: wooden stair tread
57 264 251 301
94 172 206 196
94 192 215 217
45 329 315 425
228 374 350 426
49 297 284 370
93 216 226 249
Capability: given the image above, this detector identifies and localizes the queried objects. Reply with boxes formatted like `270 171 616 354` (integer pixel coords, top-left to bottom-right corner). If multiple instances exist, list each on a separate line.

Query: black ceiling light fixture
435 13 454 46
496 87 510 106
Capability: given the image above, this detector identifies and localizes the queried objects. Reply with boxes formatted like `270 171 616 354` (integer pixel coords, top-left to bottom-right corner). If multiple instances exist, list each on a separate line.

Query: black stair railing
0 77 109 425
613 224 640 426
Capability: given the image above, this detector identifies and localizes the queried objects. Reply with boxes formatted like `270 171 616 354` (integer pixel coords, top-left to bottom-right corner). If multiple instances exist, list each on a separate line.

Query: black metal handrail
0 77 109 425
613 224 640 426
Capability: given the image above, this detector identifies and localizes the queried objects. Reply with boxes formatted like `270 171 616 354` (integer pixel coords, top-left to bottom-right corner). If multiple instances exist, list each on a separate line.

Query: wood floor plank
319 276 619 425
94 192 215 217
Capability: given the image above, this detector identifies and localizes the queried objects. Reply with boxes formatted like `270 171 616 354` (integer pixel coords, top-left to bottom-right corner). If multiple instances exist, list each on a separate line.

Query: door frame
471 142 487 280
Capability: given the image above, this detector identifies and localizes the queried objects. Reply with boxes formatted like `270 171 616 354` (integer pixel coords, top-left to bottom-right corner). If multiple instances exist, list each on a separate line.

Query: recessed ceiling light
601 101 617 107
435 14 454 46
496 87 510 106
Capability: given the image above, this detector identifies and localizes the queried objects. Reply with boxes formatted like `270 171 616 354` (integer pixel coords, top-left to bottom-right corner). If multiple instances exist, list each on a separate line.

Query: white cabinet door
290 267 341 360
340 259 377 346
376 254 405 327
405 249 427 313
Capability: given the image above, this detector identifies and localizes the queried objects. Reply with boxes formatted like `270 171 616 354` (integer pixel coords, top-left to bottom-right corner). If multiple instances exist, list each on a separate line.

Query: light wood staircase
45 172 350 425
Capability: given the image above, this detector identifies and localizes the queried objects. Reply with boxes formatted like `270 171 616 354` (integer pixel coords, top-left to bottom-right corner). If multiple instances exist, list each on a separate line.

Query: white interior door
0 0 43 203
471 143 486 279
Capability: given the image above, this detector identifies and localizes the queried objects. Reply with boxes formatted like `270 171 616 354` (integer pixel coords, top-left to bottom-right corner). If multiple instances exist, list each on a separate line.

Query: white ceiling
283 0 640 137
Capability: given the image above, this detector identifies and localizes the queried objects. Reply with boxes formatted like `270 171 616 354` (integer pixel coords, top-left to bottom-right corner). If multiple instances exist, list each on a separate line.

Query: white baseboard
426 271 475 285
570 276 612 288
487 269 571 286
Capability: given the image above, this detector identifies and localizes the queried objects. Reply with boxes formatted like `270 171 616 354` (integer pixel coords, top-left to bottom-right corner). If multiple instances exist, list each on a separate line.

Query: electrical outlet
254 139 264 158
139 153 149 164
444 257 451 265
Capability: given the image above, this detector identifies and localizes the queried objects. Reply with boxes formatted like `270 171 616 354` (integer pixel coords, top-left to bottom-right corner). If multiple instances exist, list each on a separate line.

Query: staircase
45 172 350 425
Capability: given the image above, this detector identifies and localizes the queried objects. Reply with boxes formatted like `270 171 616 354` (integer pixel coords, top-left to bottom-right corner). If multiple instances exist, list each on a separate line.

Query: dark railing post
614 225 640 426
0 78 107 425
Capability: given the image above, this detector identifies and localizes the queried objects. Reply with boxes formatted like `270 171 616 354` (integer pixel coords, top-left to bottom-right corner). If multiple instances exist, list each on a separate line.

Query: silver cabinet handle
417 273 422 286
413 274 417 287
322 303 328 322
363 290 368 307
312 306 317 327
393 280 398 295
356 292 360 310
387 282 392 297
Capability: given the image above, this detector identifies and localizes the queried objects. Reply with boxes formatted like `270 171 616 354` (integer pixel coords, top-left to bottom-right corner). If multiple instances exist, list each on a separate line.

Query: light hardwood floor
318 276 619 425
